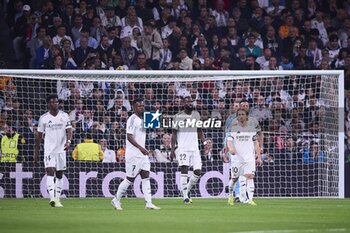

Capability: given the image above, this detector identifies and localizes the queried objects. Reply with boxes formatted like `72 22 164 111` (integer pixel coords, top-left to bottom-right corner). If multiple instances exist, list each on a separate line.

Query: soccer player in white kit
226 109 262 206
35 94 73 207
227 99 263 205
111 99 160 210
170 96 208 204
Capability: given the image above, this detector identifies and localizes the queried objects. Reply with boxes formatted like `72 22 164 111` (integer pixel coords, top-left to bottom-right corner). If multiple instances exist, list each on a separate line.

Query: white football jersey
38 111 72 155
228 123 257 162
174 110 200 151
125 114 146 159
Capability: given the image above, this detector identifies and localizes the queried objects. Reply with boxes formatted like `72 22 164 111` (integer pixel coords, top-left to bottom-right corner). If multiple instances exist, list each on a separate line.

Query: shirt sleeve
173 114 180 130
126 116 135 135
65 113 72 129
253 118 261 132
37 116 44 133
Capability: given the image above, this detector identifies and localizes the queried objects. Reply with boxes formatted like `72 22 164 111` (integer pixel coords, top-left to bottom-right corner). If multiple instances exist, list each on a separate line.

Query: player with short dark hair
170 96 208 204
35 94 73 207
111 99 160 210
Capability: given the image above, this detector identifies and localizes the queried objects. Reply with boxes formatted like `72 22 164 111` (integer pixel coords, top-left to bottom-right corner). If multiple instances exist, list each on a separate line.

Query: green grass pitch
0 198 349 233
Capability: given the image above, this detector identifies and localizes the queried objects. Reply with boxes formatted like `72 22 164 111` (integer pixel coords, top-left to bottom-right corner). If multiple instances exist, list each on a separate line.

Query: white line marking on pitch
229 228 347 233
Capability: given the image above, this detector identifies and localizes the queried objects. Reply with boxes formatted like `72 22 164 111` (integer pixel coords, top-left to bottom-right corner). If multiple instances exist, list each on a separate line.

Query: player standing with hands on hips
35 94 73 208
171 96 208 204
226 109 262 206
111 99 160 210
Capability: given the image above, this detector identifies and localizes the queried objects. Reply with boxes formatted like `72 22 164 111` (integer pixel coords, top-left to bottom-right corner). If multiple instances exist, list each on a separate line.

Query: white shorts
125 156 150 178
176 149 202 171
44 153 67 170
231 160 255 179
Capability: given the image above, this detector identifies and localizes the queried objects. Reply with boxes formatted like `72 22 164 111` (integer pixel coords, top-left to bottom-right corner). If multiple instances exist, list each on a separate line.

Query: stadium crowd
0 0 349 163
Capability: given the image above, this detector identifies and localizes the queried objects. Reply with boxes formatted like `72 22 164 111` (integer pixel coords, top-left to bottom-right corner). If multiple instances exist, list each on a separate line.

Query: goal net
0 70 344 198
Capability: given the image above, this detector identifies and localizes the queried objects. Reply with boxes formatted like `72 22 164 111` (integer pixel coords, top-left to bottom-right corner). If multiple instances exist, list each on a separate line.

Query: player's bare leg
46 167 56 207
140 170 160 210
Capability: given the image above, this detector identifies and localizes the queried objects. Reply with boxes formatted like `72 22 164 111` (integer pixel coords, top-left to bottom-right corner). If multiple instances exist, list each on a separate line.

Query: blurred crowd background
0 0 349 164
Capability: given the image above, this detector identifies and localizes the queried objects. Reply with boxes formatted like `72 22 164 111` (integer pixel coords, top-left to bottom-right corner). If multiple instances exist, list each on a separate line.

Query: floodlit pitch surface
0 198 349 233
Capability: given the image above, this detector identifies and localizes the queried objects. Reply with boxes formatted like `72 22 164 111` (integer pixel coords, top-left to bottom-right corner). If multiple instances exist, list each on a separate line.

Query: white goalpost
0 69 344 198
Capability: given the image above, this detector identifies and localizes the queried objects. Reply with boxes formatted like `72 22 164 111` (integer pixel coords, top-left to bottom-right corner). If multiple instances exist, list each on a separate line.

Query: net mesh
0 71 341 198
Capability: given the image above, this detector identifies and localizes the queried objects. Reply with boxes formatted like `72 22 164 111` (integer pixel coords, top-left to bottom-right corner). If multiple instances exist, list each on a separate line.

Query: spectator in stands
75 28 98 49
153 133 172 162
61 39 77 69
72 132 103 161
303 141 324 163
280 54 294 70
135 0 154 23
262 26 282 57
161 16 176 39
159 38 172 69
60 3 75 30
96 35 112 67
120 35 137 68
106 120 124 151
245 55 260 70
109 96 125 121
27 26 46 68
116 146 125 163
256 48 272 70
130 27 142 51
100 138 116 163
177 48 192 70
52 25 74 51
101 6 121 29
141 22 162 70
245 34 262 58
167 25 182 54
276 136 302 164
250 95 272 126
52 55 64 69
90 16 107 44
107 26 121 51
12 4 31 63
231 47 246 70
121 6 144 35
201 138 216 162
70 14 84 43
34 35 53 69
129 52 151 70
17 109 36 161
74 36 95 68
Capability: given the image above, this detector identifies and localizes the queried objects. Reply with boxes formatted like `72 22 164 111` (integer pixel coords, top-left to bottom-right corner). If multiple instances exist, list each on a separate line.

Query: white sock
47 176 55 201
186 174 200 194
239 177 247 202
142 178 152 204
55 178 63 200
115 179 132 201
180 174 188 199
246 179 255 201
228 179 234 197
